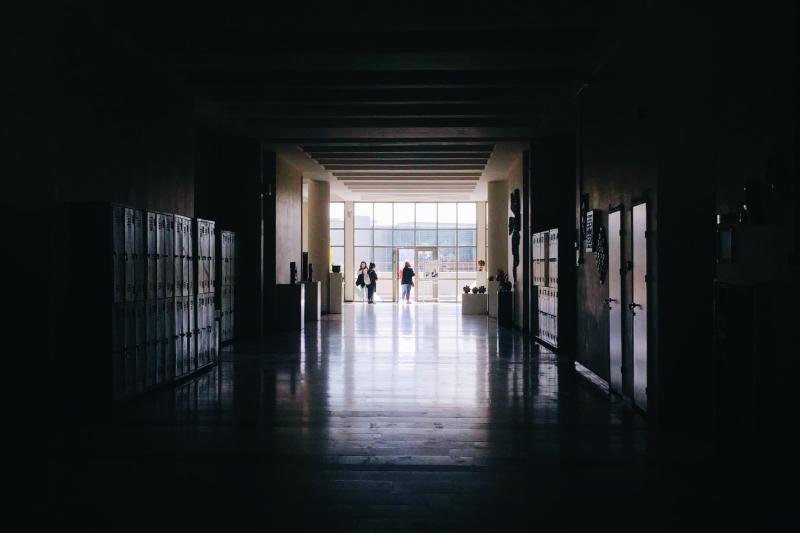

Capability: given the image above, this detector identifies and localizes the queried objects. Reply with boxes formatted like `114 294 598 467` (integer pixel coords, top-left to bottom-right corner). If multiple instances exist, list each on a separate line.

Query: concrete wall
487 181 509 277
275 156 303 284
307 180 330 311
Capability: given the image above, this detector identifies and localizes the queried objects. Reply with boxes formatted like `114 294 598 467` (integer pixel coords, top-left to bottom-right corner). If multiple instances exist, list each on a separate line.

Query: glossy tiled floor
40 303 786 531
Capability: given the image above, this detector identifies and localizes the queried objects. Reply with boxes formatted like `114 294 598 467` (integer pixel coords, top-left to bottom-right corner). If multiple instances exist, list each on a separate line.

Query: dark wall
5 6 196 417
194 132 265 338
564 2 796 431
530 131 577 355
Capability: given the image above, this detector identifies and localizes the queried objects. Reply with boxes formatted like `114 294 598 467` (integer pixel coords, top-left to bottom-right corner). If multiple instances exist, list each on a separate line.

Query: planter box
462 293 488 315
487 281 500 317
497 291 513 327
304 281 321 321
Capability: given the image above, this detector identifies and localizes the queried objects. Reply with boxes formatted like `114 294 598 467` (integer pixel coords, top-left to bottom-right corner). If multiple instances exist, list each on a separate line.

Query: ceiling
89 1 643 200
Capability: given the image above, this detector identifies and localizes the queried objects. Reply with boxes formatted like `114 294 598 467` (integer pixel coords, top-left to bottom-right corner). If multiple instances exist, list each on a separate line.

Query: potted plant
478 286 486 294
496 270 513 326
462 285 471 294
471 286 479 294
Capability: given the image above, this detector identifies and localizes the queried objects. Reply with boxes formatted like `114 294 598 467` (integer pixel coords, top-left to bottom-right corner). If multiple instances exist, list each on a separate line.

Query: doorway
393 247 438 302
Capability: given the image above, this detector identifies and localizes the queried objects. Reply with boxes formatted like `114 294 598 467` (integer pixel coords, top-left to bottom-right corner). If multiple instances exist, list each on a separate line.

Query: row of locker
535 286 559 348
110 295 218 402
112 206 218 303
218 230 238 344
537 312 558 347
532 228 559 289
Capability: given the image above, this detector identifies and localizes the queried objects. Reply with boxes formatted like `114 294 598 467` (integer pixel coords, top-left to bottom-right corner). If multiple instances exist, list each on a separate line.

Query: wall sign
585 209 599 252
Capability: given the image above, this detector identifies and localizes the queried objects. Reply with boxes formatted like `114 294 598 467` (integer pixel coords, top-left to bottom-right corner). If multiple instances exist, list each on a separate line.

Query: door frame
414 247 438 302
631 200 648 411
607 206 624 395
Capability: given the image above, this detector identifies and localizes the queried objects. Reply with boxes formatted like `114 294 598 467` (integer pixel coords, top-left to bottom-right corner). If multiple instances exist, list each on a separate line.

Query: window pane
458 247 477 271
373 247 392 272
373 203 393 228
416 229 436 246
354 247 372 265
330 203 344 229
457 203 476 228
354 203 373 228
373 229 392 246
438 247 457 272
416 203 436 228
457 229 476 246
438 229 456 246
393 229 414 246
354 229 372 246
330 229 344 246
331 247 344 269
438 203 457 229
394 203 414 228
438 279 458 302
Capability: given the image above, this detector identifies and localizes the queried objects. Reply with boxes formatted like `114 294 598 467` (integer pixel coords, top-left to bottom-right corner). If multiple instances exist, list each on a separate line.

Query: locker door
197 295 207 366
134 301 146 395
155 298 166 385
165 215 175 298
608 210 624 394
186 222 195 295
208 298 216 363
134 210 146 301
164 298 175 382
124 302 137 396
112 206 125 303
174 217 183 302
124 208 136 301
146 212 157 300
175 298 185 377
145 298 158 390
631 202 648 411
111 303 125 400
156 213 167 299
209 222 216 294
187 296 196 372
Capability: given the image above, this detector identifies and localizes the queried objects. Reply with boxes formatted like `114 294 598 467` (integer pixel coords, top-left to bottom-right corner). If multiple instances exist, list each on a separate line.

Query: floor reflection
44 303 738 531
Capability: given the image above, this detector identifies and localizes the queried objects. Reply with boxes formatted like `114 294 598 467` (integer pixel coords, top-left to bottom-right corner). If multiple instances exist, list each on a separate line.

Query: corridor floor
41 303 780 531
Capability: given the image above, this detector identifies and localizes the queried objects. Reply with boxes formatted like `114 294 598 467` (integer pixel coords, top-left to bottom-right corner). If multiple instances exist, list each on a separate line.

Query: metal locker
155 298 166 385
124 207 136 301
186 222 195 295
124 302 137 396
133 209 146 300
156 213 167 299
210 318 218 364
229 310 235 342
112 206 125 303
208 298 216 362
164 214 175 298
134 300 146 395
197 295 206 366
209 222 216 294
182 218 191 296
111 303 125 400
146 212 158 300
174 216 184 303
164 298 175 382
174 298 185 378
230 232 236 287
145 298 158 390
187 296 196 372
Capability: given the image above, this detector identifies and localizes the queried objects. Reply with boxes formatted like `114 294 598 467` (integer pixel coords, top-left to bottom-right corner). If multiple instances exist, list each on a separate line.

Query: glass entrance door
415 247 438 302
395 248 415 301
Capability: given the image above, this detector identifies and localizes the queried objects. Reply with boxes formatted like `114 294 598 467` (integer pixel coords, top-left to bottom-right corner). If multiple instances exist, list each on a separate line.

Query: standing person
400 261 415 303
366 262 378 303
356 261 368 302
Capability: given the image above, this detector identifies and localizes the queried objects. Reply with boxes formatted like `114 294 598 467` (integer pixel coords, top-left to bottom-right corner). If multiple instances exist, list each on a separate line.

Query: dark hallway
6 1 797 530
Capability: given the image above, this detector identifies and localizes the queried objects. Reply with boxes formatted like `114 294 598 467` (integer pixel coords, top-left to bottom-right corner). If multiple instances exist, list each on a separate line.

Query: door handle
604 298 617 310
628 302 642 315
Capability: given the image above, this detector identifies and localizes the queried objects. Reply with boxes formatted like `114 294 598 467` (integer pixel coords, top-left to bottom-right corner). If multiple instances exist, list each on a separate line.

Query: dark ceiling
91 1 645 142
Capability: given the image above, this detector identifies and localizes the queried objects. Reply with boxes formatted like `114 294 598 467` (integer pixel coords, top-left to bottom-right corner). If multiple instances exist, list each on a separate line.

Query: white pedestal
487 281 500 317
462 293 488 315
304 281 321 321
274 284 304 330
328 273 343 314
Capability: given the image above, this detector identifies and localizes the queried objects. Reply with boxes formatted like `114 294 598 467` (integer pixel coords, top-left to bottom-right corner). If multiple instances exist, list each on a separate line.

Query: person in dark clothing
366 262 378 303
400 261 415 303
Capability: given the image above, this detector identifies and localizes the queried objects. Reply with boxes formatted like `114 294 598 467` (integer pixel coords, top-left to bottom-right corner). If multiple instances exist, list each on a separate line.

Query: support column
344 201 354 301
487 181 508 276
307 180 330 312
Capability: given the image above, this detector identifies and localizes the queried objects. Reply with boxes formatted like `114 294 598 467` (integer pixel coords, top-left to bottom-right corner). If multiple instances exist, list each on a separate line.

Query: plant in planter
478 286 486 294
471 286 479 294
462 285 471 294
488 275 495 282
